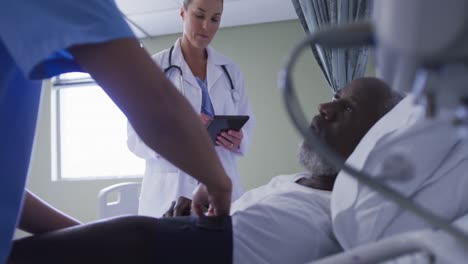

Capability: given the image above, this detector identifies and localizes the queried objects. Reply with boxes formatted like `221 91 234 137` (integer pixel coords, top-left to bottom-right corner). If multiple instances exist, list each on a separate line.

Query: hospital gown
231 172 341 264
0 1 134 262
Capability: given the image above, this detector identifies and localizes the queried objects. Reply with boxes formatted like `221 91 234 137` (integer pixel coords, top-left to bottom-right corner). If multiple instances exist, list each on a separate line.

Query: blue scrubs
0 1 134 262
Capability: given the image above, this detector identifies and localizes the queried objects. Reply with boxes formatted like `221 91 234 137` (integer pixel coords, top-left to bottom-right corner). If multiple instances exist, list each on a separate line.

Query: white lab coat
127 38 255 217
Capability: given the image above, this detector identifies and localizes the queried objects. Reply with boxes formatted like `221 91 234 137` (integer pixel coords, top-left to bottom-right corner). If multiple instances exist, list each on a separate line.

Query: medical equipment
373 0 468 129
163 45 240 103
279 0 468 255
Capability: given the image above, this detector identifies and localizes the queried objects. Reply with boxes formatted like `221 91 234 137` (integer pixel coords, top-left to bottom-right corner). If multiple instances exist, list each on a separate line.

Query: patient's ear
180 7 185 21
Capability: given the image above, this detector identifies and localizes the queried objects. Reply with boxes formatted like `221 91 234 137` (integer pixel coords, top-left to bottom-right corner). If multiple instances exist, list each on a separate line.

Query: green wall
23 20 332 231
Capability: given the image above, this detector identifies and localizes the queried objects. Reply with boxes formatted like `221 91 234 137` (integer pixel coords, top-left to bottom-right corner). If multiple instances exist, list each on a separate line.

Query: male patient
8 77 402 264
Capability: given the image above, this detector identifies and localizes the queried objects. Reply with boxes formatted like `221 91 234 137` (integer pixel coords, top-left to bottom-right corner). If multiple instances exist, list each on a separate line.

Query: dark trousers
9 216 233 264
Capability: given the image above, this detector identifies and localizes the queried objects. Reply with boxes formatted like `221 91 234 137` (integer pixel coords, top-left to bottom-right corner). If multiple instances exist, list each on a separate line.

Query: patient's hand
163 196 192 217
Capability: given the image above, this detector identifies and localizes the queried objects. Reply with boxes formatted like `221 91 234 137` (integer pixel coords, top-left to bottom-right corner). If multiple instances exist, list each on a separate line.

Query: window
52 73 144 180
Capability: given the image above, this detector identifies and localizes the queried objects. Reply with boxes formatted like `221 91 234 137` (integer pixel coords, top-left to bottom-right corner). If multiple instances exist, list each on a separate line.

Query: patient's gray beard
298 141 338 176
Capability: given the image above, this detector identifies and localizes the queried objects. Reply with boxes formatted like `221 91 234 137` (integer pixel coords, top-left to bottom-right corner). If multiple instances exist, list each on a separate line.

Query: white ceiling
115 0 298 38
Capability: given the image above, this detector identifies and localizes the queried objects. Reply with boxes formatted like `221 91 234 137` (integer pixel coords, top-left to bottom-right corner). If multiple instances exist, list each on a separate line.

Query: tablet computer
206 115 250 145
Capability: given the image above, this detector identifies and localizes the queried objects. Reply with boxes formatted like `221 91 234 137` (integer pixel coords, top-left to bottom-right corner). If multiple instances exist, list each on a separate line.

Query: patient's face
310 81 386 159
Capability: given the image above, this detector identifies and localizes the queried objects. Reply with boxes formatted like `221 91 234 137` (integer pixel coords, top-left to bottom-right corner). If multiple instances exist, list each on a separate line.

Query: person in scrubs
127 0 255 217
0 1 233 262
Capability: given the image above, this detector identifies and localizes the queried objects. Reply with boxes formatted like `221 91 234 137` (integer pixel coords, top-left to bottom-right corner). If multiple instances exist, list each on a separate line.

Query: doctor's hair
183 0 224 10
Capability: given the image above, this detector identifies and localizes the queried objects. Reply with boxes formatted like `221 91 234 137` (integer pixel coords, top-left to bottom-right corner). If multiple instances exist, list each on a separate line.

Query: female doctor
127 0 255 217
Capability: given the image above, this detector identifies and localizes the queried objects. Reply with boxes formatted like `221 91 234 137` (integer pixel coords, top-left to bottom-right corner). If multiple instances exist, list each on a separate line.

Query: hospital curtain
291 0 372 92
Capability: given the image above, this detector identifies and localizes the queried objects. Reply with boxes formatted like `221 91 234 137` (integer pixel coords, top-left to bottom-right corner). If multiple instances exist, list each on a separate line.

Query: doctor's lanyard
163 45 240 103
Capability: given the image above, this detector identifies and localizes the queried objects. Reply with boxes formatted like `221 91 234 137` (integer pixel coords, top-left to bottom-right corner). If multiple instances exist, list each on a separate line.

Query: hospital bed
98 182 141 219
309 212 468 264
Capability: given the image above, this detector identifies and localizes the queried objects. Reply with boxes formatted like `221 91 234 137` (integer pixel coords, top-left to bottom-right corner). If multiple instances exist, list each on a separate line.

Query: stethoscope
163 45 240 103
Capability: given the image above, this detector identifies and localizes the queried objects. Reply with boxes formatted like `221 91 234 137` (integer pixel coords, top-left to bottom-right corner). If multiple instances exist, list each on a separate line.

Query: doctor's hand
163 196 192 217
217 130 243 151
200 113 212 126
192 182 231 217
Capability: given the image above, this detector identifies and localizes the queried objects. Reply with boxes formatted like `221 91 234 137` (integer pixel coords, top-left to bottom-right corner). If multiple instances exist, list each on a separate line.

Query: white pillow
330 94 425 249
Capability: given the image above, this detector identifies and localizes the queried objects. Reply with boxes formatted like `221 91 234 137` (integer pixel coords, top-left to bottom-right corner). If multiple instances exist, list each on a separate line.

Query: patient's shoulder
269 172 310 184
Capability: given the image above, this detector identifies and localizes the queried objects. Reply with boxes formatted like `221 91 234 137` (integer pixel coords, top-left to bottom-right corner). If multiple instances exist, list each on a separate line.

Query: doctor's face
310 78 392 159
181 0 223 49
